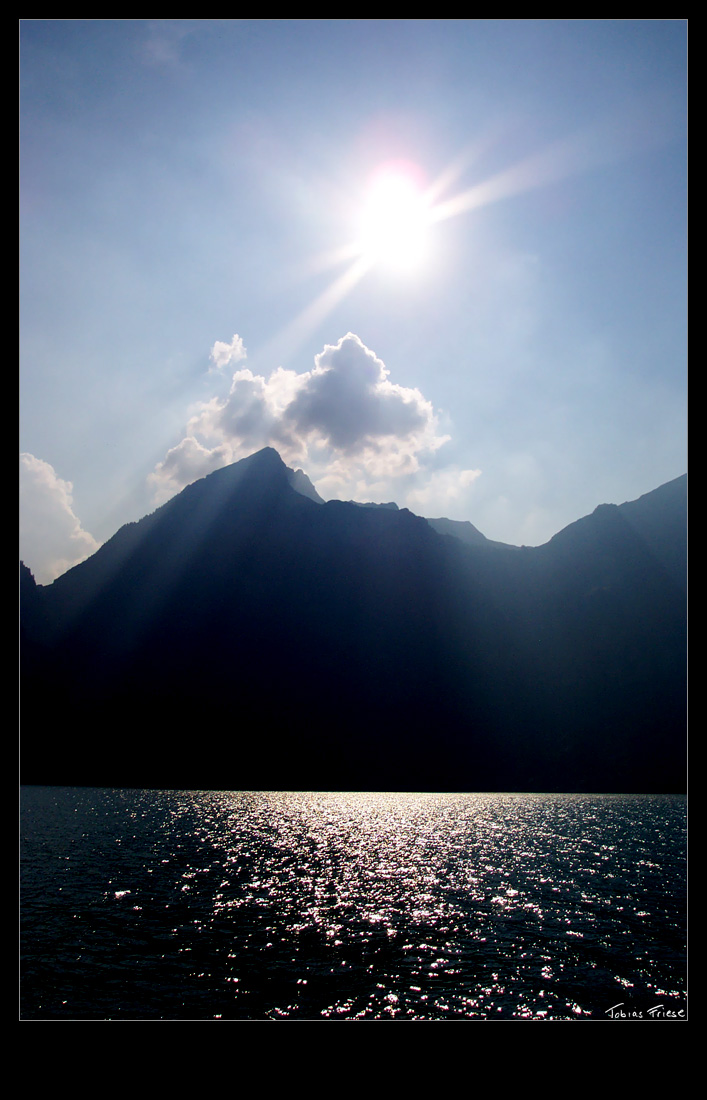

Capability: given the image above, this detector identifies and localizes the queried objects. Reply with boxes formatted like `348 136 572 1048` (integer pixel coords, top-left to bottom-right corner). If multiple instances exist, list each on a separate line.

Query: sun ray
250 255 372 372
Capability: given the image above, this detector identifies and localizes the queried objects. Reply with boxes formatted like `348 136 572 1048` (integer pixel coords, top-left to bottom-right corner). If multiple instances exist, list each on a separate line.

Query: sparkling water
20 788 686 1020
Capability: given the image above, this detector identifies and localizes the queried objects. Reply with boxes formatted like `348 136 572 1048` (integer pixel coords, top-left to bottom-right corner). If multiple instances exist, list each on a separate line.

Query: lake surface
20 788 686 1020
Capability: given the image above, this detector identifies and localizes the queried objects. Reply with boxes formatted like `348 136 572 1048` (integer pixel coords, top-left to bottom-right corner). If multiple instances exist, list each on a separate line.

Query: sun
356 163 432 274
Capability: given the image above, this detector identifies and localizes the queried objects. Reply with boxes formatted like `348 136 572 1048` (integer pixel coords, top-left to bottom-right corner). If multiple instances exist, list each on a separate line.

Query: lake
20 788 686 1020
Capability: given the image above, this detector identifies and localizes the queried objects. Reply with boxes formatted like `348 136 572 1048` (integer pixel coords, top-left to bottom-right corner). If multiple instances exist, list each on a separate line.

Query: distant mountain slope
425 515 518 550
20 450 686 792
286 465 326 504
617 475 687 591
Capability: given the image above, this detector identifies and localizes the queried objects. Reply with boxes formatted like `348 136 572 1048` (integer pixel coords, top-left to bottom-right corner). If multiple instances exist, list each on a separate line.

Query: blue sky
20 20 687 583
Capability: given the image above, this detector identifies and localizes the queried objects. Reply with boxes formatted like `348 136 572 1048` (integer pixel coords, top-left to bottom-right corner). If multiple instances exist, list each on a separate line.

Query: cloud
209 334 247 371
20 454 101 585
405 466 482 518
150 333 451 506
284 333 430 451
147 436 233 505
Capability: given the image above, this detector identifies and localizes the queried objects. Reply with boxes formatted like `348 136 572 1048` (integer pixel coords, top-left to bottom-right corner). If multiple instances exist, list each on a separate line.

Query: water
20 788 686 1020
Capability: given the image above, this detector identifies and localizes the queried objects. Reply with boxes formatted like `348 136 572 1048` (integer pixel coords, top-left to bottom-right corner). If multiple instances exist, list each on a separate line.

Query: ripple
21 789 686 1019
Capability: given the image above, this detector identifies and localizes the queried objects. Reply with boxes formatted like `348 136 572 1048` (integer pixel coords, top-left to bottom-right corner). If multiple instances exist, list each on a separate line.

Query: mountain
286 465 326 505
425 515 518 550
20 449 686 792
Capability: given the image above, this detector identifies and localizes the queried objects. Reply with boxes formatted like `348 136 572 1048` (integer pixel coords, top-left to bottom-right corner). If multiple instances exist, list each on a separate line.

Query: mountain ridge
27 446 685 591
20 449 686 792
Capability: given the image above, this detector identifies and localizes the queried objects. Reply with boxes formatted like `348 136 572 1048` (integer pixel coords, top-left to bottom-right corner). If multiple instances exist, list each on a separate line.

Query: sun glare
356 165 432 274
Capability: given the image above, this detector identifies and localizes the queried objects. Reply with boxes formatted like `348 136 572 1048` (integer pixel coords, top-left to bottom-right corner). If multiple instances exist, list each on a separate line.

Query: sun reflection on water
21 790 686 1020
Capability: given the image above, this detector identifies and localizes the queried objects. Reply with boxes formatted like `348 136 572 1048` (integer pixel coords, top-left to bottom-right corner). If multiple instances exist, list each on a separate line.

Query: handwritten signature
605 1002 685 1019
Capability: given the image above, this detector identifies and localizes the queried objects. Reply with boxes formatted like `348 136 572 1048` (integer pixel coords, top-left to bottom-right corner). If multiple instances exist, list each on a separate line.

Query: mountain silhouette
20 448 686 792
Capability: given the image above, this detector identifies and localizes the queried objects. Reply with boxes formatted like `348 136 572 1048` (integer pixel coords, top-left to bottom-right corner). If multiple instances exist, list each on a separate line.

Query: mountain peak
248 445 285 464
194 447 326 506
184 446 290 498
229 445 286 475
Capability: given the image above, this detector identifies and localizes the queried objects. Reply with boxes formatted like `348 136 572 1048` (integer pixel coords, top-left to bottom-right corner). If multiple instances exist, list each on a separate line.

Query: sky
20 20 687 584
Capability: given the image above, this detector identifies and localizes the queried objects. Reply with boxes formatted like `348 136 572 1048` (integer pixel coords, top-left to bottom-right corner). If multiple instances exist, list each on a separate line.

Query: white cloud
284 333 437 452
404 466 482 518
150 332 452 507
20 454 101 585
209 333 247 371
